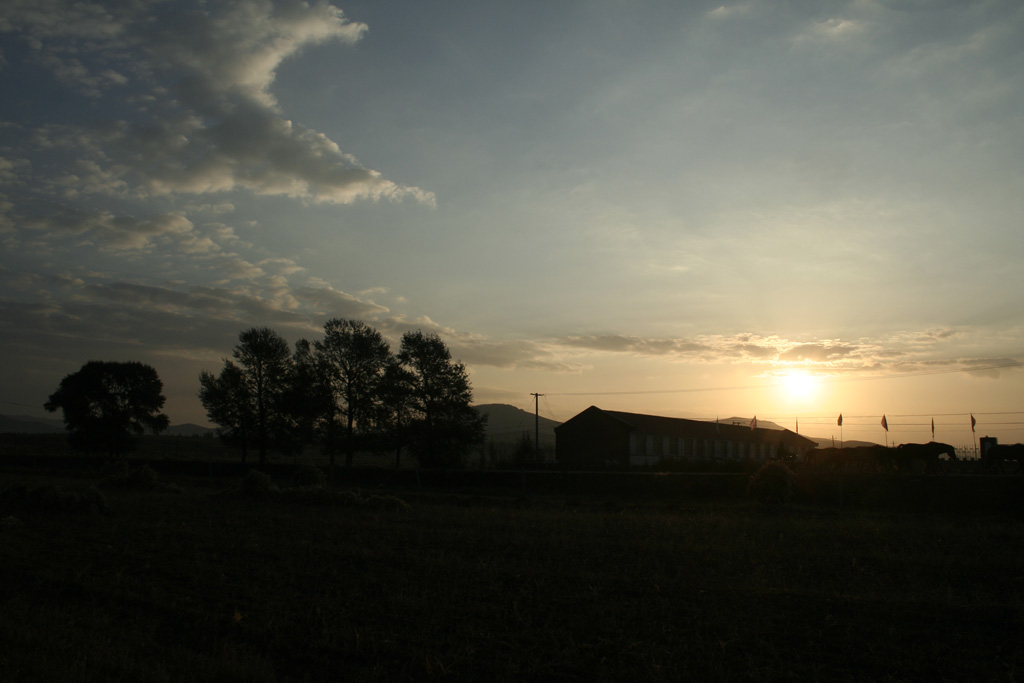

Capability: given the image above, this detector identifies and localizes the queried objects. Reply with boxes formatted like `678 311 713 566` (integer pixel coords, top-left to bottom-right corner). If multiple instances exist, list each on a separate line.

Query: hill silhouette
808 438 881 449
721 416 784 430
0 414 64 433
473 403 560 451
0 414 213 436
164 423 215 437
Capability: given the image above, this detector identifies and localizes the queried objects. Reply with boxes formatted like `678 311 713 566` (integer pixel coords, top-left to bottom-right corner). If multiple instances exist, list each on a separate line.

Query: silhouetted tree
398 331 485 468
198 363 254 461
284 338 331 451
375 357 416 468
285 335 347 475
514 432 535 467
313 319 392 470
45 361 170 458
774 444 797 465
200 327 293 465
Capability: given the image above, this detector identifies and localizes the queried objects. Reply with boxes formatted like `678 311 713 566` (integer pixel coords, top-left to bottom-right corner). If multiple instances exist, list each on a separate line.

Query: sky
1 0 1022 448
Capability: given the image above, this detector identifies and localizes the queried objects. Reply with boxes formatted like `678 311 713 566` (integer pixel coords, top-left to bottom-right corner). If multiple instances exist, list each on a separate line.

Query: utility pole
531 393 544 465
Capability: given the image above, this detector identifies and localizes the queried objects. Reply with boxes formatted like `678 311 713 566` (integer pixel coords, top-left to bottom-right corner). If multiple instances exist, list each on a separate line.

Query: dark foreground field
2 465 1024 682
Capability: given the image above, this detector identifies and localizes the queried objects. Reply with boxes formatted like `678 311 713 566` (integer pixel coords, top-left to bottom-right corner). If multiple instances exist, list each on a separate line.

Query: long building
555 406 818 469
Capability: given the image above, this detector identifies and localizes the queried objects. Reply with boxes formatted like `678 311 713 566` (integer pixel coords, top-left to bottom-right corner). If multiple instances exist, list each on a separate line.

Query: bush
0 483 107 515
99 465 183 494
278 487 409 511
239 470 278 497
291 464 326 489
101 465 157 490
748 461 797 506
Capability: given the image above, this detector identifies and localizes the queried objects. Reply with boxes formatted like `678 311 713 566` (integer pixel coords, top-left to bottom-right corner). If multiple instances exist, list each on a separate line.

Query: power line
541 394 563 422
791 411 1024 419
548 384 762 397
0 399 44 409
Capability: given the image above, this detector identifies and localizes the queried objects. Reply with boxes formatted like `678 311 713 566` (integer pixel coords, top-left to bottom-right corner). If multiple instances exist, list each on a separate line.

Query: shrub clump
748 461 797 506
279 487 409 511
237 470 279 498
0 483 108 516
291 464 327 489
99 465 181 493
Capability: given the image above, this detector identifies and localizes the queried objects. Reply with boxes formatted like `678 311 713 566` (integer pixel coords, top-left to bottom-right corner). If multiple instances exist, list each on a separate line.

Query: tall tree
200 327 292 465
399 331 485 468
45 361 170 458
375 357 416 468
313 319 392 469
285 338 332 452
198 363 254 461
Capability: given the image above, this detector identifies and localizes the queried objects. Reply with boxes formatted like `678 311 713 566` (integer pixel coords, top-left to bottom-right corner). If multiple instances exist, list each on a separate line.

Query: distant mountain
0 414 65 433
718 418 880 449
696 418 885 449
473 403 560 448
808 437 881 449
721 417 786 431
163 423 215 437
0 414 214 437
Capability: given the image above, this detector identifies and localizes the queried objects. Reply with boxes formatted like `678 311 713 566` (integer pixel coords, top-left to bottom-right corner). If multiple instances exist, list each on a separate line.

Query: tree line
198 321 485 471
44 320 485 470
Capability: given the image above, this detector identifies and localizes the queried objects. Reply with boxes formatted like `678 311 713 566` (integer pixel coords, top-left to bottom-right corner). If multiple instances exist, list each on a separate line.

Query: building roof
559 406 817 449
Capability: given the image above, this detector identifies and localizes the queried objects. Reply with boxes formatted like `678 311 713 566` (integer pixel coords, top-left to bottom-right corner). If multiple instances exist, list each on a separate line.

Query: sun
780 370 819 402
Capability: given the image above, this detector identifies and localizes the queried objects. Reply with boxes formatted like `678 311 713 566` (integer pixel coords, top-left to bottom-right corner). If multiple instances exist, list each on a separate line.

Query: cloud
555 335 713 357
86 104 437 205
446 338 549 369
145 1 367 110
291 285 390 320
211 256 266 282
53 159 130 198
0 270 370 364
706 4 752 20
0 1 435 207
791 17 866 45
962 358 1023 380
14 206 213 253
0 155 30 183
258 257 305 277
538 330 1021 383
182 202 235 215
777 342 858 363
14 207 196 252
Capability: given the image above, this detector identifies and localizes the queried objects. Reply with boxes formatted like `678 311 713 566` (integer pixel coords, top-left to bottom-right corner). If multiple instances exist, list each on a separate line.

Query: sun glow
780 370 820 402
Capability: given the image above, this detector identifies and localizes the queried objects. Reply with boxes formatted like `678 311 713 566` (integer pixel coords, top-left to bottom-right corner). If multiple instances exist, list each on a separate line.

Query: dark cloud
555 335 713 357
777 343 858 363
445 339 548 369
962 357 1023 380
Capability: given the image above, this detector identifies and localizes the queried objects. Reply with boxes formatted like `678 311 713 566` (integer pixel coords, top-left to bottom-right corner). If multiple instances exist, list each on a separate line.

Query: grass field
2 462 1024 682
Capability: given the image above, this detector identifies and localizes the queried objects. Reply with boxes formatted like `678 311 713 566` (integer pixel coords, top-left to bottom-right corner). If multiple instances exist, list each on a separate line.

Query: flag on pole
837 413 843 427
971 414 976 433
750 415 757 430
881 415 888 431
715 417 720 434
931 418 935 440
